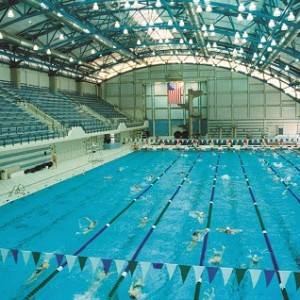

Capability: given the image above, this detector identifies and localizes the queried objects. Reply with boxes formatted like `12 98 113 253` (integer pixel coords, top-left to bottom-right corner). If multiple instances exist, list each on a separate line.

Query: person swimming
187 228 209 251
216 226 242 234
208 246 226 265
147 174 154 181
25 261 50 284
189 211 205 224
138 217 149 228
131 185 142 193
128 279 144 299
77 217 97 235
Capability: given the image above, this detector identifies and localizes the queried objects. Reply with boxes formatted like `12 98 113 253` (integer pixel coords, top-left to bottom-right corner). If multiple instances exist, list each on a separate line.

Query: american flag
167 81 183 104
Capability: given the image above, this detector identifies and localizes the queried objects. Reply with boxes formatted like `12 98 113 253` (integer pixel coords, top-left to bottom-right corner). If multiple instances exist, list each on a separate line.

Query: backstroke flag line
167 81 183 104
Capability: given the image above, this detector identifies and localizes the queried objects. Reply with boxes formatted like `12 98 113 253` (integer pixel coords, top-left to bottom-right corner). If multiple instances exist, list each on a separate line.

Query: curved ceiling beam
20 0 138 61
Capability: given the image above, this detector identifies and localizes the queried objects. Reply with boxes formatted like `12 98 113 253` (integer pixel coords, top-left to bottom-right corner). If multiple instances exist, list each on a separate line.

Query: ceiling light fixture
7 9 14 18
281 23 288 31
155 0 162 8
179 20 184 27
237 13 243 22
287 12 295 21
92 3 99 11
33 44 39 51
273 8 280 17
206 5 212 12
246 13 253 21
46 49 51 55
196 5 202 13
123 28 128 34
249 2 256 11
268 19 275 28
0 32 3 39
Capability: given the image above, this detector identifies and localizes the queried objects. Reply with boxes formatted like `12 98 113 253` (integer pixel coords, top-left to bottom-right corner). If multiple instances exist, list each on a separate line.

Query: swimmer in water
216 226 242 234
81 217 97 234
26 261 50 284
187 228 209 251
138 217 149 228
104 175 112 180
118 167 125 172
128 279 144 299
204 287 215 300
147 174 154 181
189 211 205 224
131 185 142 193
208 246 226 265
248 253 261 268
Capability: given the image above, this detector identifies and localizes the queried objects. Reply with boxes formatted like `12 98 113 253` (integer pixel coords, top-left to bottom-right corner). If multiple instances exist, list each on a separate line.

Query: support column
188 89 194 139
48 70 57 93
76 78 84 96
10 62 21 88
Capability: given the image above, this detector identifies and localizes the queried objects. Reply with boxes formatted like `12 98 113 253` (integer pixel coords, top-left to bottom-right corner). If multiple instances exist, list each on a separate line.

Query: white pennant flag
278 271 291 288
249 269 262 288
65 255 77 272
89 257 101 274
44 252 53 263
115 259 126 275
165 263 177 280
140 261 151 280
21 250 31 265
220 267 233 285
193 266 205 283
0 248 9 263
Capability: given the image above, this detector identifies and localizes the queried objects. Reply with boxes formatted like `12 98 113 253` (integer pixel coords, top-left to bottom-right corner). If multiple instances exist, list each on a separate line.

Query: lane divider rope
23 151 186 300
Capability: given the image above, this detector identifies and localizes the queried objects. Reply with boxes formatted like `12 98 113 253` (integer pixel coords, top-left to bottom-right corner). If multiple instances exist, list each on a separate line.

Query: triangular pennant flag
278 271 291 288
21 250 31 265
89 257 101 274
294 272 300 290
179 265 191 283
166 263 177 280
11 249 19 264
128 260 138 276
102 259 112 274
44 253 53 263
1 248 9 263
153 262 164 269
65 255 77 272
235 268 247 285
193 266 204 283
32 252 41 265
55 254 64 267
140 261 151 280
115 259 126 275
220 267 233 285
249 269 262 289
207 266 218 283
264 270 275 287
78 256 88 271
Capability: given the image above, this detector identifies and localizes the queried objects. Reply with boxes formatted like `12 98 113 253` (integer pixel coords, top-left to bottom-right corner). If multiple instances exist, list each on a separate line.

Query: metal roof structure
0 0 299 100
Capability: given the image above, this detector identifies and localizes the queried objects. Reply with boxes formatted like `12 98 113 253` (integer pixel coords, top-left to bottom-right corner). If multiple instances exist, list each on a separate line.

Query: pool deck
0 144 133 206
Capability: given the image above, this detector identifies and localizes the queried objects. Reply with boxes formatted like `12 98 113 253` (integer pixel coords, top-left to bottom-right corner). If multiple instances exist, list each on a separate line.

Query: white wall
101 64 300 138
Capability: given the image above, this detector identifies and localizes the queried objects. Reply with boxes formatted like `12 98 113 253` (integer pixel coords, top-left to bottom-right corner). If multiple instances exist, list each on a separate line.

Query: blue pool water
0 148 299 300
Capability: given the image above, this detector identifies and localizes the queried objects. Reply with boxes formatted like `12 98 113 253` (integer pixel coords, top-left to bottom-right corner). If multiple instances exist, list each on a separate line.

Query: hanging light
285 65 290 71
115 21 120 28
206 5 212 12
59 33 64 40
124 1 130 8
209 24 215 31
232 49 238 57
273 8 281 17
0 32 3 39
155 0 162 8
268 19 275 28
246 13 253 21
237 13 243 22
46 49 51 55
207 42 211 49
137 39 141 45
92 3 99 11
260 36 266 43
287 12 295 21
69 57 74 62
271 39 277 46
7 8 14 18
210 31 215 37
196 5 202 13
168 19 173 26
238 3 245 12
258 43 263 48
179 20 184 27
179 38 184 44
33 44 39 51
189 39 193 45
234 38 240 44
213 42 217 48
281 23 288 31
267 47 273 52
203 31 208 37
242 31 248 38
123 28 128 34
249 2 256 11
201 24 207 31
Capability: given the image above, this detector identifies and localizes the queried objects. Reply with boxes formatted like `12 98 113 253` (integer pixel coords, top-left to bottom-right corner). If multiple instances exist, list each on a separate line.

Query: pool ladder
8 184 25 197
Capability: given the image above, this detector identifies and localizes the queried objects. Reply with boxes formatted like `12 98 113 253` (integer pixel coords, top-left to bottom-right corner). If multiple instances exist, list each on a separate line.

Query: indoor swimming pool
0 148 299 300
